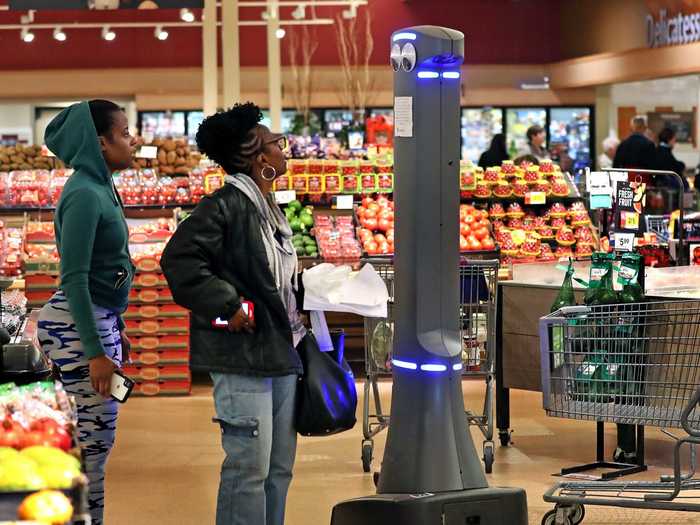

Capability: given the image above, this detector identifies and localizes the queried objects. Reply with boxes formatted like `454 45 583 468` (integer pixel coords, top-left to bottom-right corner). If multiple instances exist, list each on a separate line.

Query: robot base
330 487 528 525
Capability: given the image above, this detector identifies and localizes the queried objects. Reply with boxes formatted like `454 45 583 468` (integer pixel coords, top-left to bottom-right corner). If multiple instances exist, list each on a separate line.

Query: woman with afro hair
161 103 305 525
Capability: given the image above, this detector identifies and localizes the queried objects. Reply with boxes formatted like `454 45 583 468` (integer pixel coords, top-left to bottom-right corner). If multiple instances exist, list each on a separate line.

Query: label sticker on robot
275 190 297 204
614 232 635 252
394 96 413 137
137 146 158 159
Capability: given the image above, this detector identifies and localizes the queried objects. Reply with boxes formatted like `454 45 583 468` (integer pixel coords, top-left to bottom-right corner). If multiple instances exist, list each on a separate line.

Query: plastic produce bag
371 320 393 370
303 263 389 317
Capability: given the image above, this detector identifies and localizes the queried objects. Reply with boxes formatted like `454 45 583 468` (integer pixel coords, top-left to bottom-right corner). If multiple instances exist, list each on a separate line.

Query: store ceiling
0 0 563 70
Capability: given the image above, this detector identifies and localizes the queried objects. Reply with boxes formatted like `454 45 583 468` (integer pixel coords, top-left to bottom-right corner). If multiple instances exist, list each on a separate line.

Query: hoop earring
261 165 277 181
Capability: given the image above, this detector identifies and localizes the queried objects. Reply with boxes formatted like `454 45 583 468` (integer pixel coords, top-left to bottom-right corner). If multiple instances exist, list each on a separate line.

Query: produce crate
122 303 188 320
24 274 60 290
132 380 192 396
129 288 174 304
130 334 189 351
132 273 169 289
122 364 191 382
124 318 189 336
131 349 190 366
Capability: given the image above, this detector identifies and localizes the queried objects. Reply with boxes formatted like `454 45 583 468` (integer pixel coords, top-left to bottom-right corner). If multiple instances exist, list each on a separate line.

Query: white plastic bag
302 263 389 318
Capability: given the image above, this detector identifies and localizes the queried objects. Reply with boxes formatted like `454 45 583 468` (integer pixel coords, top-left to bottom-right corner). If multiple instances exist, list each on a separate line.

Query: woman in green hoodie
37 100 136 525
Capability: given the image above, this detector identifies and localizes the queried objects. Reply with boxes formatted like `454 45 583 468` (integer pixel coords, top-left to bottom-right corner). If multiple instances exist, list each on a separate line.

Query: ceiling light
102 26 116 41
180 8 195 22
21 27 35 43
291 4 306 20
342 2 357 18
53 27 67 42
154 26 169 40
275 27 286 39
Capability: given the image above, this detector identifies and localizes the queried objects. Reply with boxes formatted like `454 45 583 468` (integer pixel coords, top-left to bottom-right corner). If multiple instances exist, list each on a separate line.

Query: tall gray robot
331 26 528 524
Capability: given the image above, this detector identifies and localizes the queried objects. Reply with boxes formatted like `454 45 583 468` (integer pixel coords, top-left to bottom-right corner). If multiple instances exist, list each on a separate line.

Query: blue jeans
211 372 298 525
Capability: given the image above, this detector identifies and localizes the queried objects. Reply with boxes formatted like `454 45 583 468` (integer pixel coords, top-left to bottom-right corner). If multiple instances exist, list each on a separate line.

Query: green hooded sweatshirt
45 101 134 359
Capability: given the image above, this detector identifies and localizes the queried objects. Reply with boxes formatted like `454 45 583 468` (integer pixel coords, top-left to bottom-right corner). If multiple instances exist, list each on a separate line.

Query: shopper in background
597 136 619 170
478 133 509 169
610 114 658 464
613 116 656 173
160 102 305 525
519 125 550 162
654 127 689 191
37 100 136 525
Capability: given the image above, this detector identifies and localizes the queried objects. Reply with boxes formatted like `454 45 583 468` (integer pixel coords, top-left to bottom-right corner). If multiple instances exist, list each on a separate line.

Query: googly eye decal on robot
400 43 417 72
390 43 402 72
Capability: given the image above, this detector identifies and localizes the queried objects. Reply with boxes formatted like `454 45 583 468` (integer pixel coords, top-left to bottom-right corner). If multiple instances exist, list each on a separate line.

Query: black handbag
295 323 357 436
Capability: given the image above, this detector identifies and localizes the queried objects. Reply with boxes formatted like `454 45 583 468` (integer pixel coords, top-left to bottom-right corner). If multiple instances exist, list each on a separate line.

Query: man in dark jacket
613 116 656 173
654 127 688 192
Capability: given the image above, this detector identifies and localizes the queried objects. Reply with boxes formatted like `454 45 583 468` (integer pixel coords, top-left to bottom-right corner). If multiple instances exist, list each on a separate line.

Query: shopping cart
360 257 500 473
539 300 700 525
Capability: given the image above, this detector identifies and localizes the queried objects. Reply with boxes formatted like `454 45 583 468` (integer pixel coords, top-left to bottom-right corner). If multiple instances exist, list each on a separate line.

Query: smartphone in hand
110 371 135 403
212 300 255 329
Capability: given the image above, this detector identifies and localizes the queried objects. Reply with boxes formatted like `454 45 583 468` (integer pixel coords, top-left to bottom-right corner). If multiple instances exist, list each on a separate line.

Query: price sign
335 195 354 210
274 190 297 204
525 191 546 205
620 211 640 231
614 232 635 252
137 146 158 159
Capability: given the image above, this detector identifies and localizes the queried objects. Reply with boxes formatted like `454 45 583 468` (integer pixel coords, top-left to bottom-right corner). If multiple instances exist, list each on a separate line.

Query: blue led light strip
391 359 461 372
392 32 417 42
417 71 439 79
442 71 460 79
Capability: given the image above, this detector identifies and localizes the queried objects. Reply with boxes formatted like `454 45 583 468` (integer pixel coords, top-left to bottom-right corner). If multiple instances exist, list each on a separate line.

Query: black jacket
613 133 656 170
654 144 688 191
160 185 303 377
478 149 509 170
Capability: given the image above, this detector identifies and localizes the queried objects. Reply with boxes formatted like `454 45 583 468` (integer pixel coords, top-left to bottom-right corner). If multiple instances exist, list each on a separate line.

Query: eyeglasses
265 135 288 152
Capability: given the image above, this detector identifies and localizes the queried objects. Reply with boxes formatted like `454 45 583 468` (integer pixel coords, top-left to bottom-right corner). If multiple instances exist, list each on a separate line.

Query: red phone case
212 301 254 329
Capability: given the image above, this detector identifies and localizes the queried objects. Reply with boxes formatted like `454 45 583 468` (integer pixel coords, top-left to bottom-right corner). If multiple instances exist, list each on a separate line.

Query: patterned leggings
37 291 123 525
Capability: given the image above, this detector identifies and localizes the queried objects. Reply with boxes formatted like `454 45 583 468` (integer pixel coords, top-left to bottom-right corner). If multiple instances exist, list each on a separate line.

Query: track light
53 27 67 42
102 26 116 41
21 27 35 43
275 27 286 39
180 8 195 22
342 2 358 19
291 4 306 20
154 25 169 40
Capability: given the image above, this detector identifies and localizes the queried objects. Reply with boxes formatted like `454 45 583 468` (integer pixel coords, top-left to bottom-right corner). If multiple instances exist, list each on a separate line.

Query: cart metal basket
539 300 700 524
361 257 500 474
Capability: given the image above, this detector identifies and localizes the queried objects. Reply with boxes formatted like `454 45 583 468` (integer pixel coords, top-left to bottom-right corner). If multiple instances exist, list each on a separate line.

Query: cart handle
681 387 700 438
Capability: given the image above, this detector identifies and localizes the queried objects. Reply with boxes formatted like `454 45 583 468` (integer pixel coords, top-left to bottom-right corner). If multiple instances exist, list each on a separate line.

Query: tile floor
106 379 700 524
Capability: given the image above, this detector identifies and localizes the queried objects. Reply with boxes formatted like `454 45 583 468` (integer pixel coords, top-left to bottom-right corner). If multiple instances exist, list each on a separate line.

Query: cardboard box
123 364 191 382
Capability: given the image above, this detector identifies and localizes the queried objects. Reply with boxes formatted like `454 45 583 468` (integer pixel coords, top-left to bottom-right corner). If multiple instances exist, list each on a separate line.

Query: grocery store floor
107 379 700 525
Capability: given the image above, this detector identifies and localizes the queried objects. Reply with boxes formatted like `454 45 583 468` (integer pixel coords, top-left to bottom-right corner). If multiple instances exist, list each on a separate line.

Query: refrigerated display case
324 109 355 135
505 108 547 157
260 110 299 134
186 111 204 143
461 107 503 163
140 111 186 138
549 107 592 172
